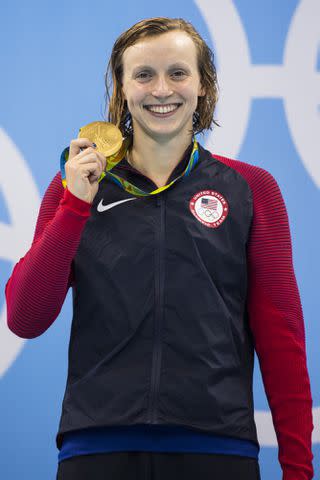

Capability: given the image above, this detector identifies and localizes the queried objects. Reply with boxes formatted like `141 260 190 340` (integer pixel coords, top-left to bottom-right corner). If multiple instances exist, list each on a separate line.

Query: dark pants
56 452 261 479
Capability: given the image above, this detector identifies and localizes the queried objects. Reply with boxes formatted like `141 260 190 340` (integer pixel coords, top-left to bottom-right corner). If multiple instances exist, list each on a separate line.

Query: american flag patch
201 197 218 210
189 190 229 229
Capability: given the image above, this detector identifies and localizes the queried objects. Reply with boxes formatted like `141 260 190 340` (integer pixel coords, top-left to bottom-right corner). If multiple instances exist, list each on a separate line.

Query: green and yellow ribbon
60 137 199 197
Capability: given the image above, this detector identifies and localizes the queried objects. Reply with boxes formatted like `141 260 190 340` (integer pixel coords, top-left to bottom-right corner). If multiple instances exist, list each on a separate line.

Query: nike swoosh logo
97 197 137 212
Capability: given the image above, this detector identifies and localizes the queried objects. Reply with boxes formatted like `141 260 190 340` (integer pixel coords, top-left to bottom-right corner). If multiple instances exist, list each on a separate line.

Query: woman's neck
127 130 193 187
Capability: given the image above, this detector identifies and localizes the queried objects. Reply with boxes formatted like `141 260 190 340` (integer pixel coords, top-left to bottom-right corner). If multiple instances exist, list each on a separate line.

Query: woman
5 17 314 480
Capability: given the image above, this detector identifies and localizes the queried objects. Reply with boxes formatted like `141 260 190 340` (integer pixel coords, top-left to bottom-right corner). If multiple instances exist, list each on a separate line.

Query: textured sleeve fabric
213 154 314 480
5 172 92 339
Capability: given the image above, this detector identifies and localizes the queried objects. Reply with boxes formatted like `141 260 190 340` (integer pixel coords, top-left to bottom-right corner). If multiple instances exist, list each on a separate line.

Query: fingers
76 151 106 177
79 162 103 183
69 139 107 173
69 138 95 159
64 138 107 204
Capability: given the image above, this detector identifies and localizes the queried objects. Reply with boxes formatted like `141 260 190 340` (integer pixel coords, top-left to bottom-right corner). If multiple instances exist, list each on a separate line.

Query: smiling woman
5 15 314 480
119 31 206 184
106 18 219 135
101 20 219 188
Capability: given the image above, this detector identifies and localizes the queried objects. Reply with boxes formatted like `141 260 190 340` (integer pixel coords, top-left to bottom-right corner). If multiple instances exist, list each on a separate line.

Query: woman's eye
172 71 186 78
136 71 186 80
136 72 151 80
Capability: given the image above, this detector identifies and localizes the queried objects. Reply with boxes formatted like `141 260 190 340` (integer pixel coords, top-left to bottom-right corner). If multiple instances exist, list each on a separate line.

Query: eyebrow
132 62 191 74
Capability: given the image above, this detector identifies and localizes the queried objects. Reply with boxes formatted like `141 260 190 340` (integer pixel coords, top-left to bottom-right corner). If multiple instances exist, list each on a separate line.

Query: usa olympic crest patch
189 190 229 228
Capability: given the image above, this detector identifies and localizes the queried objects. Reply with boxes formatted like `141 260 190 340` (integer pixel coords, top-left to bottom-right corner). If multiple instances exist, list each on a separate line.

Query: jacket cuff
59 187 92 216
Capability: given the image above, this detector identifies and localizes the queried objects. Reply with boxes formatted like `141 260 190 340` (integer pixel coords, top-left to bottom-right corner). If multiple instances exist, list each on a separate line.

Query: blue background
1 1 318 478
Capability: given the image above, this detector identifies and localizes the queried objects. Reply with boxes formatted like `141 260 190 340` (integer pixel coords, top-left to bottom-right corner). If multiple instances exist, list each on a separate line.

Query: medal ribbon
60 137 199 197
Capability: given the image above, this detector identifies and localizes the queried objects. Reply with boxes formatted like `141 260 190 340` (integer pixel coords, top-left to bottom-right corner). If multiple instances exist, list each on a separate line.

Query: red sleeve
5 172 92 339
214 155 314 480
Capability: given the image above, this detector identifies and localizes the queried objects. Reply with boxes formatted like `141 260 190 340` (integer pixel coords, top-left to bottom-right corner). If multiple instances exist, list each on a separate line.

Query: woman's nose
151 75 173 97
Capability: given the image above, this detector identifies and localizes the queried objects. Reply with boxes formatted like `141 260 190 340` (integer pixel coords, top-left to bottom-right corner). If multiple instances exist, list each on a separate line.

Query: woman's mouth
143 103 182 117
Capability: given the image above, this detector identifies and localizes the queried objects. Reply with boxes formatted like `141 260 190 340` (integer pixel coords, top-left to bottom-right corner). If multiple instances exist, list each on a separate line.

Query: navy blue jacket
56 142 259 451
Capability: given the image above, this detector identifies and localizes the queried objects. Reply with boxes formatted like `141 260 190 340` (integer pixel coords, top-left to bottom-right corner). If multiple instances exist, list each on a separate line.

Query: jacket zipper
147 192 166 423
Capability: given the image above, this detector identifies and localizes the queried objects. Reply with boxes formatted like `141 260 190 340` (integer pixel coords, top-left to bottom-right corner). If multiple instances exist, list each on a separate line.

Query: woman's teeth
145 104 180 114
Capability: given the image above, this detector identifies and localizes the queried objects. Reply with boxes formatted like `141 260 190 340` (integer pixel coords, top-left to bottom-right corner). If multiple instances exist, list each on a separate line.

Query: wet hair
104 16 220 137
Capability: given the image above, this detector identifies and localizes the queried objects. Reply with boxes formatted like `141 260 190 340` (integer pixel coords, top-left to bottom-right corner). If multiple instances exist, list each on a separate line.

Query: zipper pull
156 194 161 207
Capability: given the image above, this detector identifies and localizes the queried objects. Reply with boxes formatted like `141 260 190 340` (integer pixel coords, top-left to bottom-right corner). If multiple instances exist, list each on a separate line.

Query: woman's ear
198 83 206 97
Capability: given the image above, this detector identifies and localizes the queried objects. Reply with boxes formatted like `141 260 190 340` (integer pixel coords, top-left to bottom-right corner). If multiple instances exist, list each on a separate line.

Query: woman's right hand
65 138 107 204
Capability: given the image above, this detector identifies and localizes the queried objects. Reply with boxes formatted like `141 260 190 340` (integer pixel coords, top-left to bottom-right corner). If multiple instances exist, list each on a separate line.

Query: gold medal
78 121 123 157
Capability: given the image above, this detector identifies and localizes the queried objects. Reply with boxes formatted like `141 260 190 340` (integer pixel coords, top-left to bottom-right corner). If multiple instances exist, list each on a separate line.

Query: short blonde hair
104 17 220 137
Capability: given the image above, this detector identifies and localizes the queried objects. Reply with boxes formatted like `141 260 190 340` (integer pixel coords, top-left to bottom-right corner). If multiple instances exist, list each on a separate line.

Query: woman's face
121 30 205 142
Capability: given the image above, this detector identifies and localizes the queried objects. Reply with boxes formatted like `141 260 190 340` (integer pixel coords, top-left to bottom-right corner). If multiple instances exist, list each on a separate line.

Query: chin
133 117 192 140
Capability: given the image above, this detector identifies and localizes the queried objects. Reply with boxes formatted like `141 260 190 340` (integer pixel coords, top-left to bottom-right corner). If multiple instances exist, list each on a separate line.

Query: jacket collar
113 141 196 188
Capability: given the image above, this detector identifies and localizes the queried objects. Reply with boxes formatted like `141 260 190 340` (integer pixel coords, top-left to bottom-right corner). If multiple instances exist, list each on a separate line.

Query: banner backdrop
1 1 319 478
